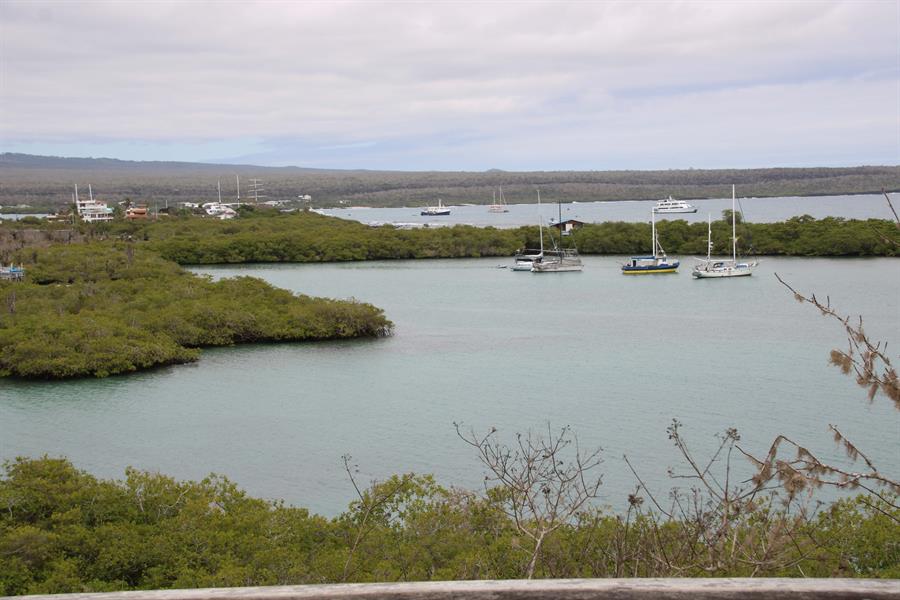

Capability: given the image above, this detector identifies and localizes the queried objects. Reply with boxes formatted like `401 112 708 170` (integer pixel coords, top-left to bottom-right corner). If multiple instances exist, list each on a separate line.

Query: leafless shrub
739 275 900 522
454 422 603 578
624 421 823 576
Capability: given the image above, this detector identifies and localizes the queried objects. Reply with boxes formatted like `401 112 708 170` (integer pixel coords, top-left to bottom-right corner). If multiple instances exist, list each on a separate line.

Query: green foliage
1 457 897 595
0 243 391 379
4 210 897 262
135 213 527 264
132 212 900 263
570 216 899 257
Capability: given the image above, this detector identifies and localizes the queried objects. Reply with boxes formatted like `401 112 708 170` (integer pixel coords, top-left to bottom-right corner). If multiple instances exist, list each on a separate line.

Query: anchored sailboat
622 207 679 274
692 185 758 279
531 192 583 273
488 186 510 213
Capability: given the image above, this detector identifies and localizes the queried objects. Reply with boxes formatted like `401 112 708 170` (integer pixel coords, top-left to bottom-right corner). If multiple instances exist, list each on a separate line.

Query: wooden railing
8 578 900 600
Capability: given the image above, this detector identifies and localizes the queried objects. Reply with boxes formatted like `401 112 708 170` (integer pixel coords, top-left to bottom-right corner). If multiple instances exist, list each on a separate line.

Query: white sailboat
488 186 510 213
531 192 583 273
692 185 758 279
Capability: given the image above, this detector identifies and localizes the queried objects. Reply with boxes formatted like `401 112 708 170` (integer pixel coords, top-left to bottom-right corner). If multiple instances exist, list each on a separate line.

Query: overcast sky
1 0 898 170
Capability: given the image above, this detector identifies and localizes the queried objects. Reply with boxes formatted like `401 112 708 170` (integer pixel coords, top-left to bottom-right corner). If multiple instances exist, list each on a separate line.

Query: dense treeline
146 212 527 263
132 212 898 262
2 153 898 210
574 215 900 257
0 243 390 378
1 456 897 595
3 211 897 268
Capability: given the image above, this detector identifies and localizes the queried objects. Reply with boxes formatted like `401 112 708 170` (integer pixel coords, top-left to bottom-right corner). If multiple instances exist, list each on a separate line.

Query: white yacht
693 185 758 279
421 198 450 216
653 196 697 214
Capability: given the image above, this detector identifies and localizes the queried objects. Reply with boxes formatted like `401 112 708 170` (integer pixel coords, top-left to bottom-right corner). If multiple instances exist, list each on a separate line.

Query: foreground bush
0 456 897 595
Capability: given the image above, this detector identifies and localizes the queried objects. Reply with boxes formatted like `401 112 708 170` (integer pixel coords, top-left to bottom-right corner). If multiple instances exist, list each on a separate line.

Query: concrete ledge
7 578 900 600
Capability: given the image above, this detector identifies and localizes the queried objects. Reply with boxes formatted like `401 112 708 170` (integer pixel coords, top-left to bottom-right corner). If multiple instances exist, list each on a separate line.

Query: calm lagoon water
1 257 898 516
318 193 897 228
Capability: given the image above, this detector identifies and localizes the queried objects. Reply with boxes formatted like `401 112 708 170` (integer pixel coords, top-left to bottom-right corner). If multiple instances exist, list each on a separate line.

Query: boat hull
653 208 697 214
532 258 583 273
622 265 679 274
532 264 583 273
420 210 450 216
692 268 753 278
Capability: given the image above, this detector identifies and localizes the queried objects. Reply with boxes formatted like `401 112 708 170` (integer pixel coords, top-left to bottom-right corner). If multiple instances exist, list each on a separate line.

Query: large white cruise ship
653 196 697 214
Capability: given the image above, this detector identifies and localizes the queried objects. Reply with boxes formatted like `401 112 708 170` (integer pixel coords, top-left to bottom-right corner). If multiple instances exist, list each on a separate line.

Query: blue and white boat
622 207 679 274
421 198 450 216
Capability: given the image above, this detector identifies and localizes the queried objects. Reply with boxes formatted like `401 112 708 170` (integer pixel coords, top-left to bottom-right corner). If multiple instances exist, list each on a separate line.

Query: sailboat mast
651 207 656 258
731 184 737 262
236 175 240 200
217 179 222 203
707 213 712 261
538 189 544 254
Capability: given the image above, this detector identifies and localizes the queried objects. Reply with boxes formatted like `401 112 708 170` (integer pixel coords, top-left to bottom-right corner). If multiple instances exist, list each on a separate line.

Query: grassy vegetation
0 243 390 379
1 456 897 595
2 153 898 210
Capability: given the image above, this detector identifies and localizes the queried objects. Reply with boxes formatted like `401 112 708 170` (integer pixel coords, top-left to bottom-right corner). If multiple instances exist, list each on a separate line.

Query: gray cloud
1 0 897 169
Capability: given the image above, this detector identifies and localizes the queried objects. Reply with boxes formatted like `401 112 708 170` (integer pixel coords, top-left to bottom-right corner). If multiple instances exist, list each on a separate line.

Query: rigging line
735 195 756 254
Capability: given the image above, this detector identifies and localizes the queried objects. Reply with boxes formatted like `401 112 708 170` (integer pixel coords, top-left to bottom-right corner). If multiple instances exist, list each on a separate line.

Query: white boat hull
532 259 583 273
654 207 697 214
692 268 752 278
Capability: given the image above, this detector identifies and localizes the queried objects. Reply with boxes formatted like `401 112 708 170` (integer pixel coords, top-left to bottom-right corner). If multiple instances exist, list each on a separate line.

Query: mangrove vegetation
0 243 390 379
142 212 898 262
0 453 896 595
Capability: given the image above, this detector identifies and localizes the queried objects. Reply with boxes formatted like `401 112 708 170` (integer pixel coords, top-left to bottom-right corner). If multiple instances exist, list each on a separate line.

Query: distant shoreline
2 153 898 211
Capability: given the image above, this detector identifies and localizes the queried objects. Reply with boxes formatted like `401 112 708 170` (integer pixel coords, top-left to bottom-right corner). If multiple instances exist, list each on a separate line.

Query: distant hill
0 153 337 173
1 153 898 210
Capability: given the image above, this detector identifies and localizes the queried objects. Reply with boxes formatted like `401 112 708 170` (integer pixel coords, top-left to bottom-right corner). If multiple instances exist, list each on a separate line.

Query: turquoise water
1 257 898 515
